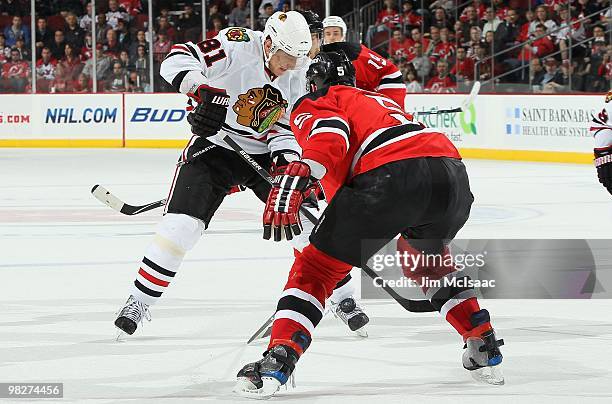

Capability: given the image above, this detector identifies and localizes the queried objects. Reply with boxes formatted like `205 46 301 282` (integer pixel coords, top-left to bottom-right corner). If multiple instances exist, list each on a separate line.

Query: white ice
1 149 611 403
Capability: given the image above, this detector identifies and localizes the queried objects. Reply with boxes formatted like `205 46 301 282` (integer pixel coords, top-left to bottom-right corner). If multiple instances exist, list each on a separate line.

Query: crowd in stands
375 0 611 93
0 0 610 94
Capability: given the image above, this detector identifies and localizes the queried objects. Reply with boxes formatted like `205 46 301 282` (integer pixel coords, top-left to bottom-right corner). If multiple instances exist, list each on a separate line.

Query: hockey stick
91 185 166 215
415 81 481 115
222 135 437 319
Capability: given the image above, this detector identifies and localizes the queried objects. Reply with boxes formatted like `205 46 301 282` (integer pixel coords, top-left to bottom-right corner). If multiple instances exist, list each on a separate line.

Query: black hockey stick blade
223 135 437 313
91 184 166 215
416 107 461 115
247 314 274 344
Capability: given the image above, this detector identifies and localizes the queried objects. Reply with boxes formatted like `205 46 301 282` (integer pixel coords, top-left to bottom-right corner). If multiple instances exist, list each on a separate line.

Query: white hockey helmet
263 11 312 69
322 16 347 41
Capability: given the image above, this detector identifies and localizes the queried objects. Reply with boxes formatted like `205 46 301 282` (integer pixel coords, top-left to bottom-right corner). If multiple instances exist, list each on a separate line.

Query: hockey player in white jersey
591 90 612 195
113 11 367 337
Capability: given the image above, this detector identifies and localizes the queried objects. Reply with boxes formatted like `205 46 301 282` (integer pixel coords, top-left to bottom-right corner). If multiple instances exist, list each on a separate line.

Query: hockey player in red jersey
234 51 504 398
322 15 406 109
591 90 612 195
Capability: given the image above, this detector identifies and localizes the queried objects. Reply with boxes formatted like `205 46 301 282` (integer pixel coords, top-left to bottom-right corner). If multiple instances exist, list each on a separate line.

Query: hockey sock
130 213 204 306
329 273 354 303
269 244 352 350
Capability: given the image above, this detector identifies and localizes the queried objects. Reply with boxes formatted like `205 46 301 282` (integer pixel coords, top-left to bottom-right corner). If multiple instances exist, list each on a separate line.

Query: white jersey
160 27 306 156
590 91 612 150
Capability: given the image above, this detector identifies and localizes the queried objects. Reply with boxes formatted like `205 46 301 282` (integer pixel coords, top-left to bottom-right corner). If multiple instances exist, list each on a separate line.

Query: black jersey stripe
361 123 423 156
171 70 189 93
184 43 201 62
134 279 163 298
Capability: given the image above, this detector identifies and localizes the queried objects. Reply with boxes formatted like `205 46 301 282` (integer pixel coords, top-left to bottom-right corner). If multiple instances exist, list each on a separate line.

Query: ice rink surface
1 149 612 403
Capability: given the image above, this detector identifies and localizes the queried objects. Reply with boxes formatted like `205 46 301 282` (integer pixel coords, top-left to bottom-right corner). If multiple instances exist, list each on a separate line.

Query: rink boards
0 92 600 163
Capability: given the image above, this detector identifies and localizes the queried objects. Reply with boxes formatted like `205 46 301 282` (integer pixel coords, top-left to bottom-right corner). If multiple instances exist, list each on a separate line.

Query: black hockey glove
595 146 612 195
186 84 230 137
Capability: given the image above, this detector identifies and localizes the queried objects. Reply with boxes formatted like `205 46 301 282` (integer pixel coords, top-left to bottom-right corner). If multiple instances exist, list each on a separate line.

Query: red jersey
2 60 29 79
450 58 475 80
323 42 406 109
388 38 412 60
290 86 459 196
425 75 457 93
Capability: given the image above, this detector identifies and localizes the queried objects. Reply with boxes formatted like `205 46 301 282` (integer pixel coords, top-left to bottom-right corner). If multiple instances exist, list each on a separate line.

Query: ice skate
330 296 369 337
235 331 311 399
114 295 151 337
462 309 505 385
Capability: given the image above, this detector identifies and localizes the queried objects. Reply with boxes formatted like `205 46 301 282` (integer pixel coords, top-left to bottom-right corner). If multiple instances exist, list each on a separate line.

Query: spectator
481 7 502 39
431 7 451 30
153 29 171 63
96 13 112 45
116 19 131 49
129 30 147 61
177 3 200 35
389 29 411 62
207 3 226 29
599 49 612 81
157 16 176 42
0 0 23 17
105 60 129 92
492 0 509 20
472 42 495 81
36 47 57 83
557 6 586 61
258 3 275 28
104 29 122 57
367 0 399 45
3 16 30 47
426 26 441 56
407 28 430 55
35 17 53 58
1 48 29 92
463 26 482 54
404 66 423 93
60 43 83 81
156 7 176 28
83 44 111 81
520 24 554 62
81 32 93 61
400 1 422 31
64 12 85 49
433 27 454 61
50 30 67 60
49 63 71 93
530 57 544 87
106 0 129 30
118 49 130 70
517 9 535 42
80 2 94 33
460 6 480 42
206 17 224 39
73 73 92 92
0 33 9 64
528 6 557 38
410 42 431 80
119 0 142 17
229 0 249 28
450 46 475 81
13 37 28 60
429 0 454 13
426 59 456 93
535 57 565 93
133 44 149 91
258 0 280 15
497 8 521 51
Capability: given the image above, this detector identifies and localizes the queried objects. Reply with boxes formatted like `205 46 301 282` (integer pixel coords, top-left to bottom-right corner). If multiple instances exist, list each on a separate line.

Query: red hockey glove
595 146 612 195
269 150 300 177
263 161 315 241
186 84 230 137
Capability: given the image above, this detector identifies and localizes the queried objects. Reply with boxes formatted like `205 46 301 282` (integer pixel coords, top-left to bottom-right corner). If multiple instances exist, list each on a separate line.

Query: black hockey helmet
300 10 323 34
306 50 356 92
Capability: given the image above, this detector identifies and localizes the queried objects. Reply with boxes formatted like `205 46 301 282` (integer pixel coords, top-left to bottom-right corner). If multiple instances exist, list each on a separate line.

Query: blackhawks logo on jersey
233 84 288 133
226 27 250 42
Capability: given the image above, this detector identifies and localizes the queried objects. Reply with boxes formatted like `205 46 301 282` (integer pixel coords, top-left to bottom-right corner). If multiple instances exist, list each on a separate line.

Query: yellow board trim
124 139 189 148
459 148 592 164
0 139 593 164
0 139 123 148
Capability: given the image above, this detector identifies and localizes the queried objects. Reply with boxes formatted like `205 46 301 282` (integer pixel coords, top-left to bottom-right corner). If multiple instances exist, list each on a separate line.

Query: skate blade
470 365 505 385
234 377 281 400
115 329 127 342
353 327 368 338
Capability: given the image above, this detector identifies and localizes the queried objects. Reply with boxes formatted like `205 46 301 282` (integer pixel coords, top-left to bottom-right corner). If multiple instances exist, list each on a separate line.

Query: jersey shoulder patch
225 27 250 42
606 91 612 103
